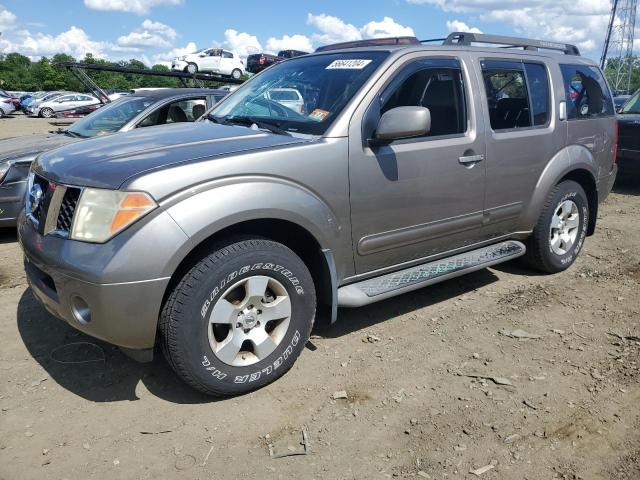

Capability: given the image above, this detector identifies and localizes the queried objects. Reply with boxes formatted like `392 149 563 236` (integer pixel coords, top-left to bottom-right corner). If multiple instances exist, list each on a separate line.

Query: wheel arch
161 217 338 328
518 145 599 235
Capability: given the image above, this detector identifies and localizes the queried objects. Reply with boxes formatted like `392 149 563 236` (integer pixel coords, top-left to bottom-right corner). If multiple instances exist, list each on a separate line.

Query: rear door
479 57 560 238
348 54 487 273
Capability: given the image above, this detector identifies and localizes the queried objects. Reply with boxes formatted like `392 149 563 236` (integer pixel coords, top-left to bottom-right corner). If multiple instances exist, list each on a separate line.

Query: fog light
70 296 91 325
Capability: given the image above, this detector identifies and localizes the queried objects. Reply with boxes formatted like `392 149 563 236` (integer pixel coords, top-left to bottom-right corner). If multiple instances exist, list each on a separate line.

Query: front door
201 49 221 72
348 55 487 274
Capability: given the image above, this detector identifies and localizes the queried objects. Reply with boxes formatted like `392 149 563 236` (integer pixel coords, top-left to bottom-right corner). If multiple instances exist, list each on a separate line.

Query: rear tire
523 180 589 273
231 68 242 80
159 238 316 397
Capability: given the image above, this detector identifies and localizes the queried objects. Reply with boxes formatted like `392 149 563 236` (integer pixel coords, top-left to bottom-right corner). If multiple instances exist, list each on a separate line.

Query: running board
338 240 526 307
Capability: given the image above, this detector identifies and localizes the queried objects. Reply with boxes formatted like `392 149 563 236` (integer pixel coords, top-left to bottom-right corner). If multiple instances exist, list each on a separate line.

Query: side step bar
338 240 526 307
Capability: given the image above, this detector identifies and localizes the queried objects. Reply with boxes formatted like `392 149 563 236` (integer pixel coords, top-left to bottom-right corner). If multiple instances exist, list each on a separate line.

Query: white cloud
408 0 611 54
361 16 415 38
0 4 17 31
220 29 262 57
307 13 416 47
84 0 182 15
307 13 362 44
0 26 113 58
152 41 197 66
117 19 177 48
265 34 313 54
446 19 482 34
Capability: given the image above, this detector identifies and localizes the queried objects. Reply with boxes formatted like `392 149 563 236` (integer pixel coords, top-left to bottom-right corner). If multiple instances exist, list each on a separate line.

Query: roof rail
315 36 420 52
444 32 581 56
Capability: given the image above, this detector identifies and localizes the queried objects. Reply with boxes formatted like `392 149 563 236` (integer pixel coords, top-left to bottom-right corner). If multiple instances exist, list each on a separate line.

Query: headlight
70 188 157 243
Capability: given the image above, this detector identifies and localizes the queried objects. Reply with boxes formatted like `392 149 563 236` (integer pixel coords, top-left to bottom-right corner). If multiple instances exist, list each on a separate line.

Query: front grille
28 173 82 236
56 187 81 232
30 174 51 225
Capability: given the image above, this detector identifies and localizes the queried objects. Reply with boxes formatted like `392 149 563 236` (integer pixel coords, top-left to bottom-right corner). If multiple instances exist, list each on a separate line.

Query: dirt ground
0 112 75 138
1 112 639 480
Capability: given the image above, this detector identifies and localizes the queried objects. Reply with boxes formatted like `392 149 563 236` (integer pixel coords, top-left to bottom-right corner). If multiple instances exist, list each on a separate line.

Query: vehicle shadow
16 289 215 404
17 268 500 404
613 173 640 196
0 227 17 244
315 268 499 338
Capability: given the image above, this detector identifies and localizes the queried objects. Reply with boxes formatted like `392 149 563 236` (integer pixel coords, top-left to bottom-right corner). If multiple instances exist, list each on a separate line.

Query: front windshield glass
67 96 154 137
620 91 640 114
208 51 389 135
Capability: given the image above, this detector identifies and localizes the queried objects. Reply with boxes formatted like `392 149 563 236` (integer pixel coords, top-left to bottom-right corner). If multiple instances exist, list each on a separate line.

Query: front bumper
18 209 190 349
617 150 640 175
0 180 27 227
171 60 188 71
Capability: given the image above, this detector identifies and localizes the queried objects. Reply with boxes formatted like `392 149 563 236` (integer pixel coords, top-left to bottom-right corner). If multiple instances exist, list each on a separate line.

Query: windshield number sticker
326 59 372 70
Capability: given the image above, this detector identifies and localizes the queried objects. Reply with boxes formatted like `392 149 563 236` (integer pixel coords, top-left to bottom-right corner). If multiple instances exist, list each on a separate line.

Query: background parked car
614 95 631 111
0 88 228 227
23 92 67 115
30 93 98 118
172 48 245 79
0 96 16 117
246 50 308 74
616 89 640 176
0 89 20 111
264 87 305 114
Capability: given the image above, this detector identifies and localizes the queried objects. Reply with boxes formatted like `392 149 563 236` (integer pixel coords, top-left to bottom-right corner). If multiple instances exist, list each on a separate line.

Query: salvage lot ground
1 112 639 479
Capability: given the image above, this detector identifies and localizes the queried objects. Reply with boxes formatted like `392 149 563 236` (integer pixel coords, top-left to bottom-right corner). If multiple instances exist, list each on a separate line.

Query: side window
138 98 207 127
560 64 613 119
380 60 467 138
524 63 550 126
482 61 531 130
222 51 233 59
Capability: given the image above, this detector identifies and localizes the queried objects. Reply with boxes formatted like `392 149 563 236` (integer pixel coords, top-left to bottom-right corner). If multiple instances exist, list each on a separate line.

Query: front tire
40 108 54 118
185 62 198 75
523 180 589 273
159 238 316 397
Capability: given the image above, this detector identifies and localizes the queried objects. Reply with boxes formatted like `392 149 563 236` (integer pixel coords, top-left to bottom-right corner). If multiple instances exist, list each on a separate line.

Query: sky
0 0 633 66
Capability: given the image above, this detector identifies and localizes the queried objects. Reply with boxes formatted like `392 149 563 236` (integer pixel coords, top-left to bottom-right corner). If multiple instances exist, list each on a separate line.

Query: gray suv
19 33 618 396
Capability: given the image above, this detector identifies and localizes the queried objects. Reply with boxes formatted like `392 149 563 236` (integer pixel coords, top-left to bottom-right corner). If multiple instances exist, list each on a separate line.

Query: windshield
208 51 389 135
67 96 153 137
620 91 640 114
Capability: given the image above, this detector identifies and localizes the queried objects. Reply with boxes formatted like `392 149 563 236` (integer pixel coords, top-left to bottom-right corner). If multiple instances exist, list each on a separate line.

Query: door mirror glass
373 106 431 144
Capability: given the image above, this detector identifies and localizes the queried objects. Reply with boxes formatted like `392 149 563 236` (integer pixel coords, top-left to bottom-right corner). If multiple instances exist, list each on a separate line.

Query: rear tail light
259 56 265 65
613 122 619 164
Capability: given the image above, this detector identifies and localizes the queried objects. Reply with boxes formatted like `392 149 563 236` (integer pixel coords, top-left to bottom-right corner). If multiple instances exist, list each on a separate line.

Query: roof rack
315 36 420 52
444 32 580 56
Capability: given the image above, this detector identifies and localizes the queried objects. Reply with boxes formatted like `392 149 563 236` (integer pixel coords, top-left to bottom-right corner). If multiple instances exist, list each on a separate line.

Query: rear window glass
560 64 613 119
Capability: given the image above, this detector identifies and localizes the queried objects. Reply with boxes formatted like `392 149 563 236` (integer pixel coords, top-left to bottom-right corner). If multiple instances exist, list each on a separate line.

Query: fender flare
517 144 598 232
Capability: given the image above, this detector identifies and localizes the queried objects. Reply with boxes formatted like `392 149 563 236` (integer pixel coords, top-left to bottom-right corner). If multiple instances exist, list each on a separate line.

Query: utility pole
601 0 638 94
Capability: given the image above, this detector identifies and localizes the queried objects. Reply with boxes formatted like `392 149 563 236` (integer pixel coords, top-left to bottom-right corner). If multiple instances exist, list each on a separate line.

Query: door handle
458 154 485 165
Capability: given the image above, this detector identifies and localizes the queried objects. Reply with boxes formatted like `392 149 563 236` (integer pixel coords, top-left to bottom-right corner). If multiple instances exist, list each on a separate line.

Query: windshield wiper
63 130 86 138
212 115 291 136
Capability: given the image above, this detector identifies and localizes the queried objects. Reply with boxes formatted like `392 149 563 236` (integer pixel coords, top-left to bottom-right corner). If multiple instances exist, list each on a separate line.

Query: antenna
601 0 638 94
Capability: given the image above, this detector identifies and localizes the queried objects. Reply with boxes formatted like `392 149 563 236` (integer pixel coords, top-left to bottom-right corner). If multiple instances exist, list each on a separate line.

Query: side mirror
371 106 431 146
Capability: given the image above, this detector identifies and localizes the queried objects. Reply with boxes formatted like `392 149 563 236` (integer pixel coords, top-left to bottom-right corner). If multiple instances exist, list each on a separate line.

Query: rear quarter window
560 64 614 119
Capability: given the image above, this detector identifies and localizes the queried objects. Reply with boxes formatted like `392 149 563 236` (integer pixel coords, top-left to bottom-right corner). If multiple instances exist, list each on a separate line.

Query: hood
34 122 309 189
0 132 81 162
